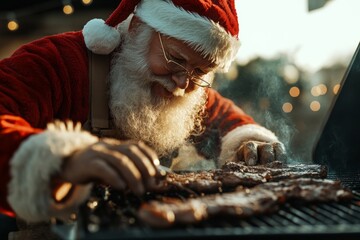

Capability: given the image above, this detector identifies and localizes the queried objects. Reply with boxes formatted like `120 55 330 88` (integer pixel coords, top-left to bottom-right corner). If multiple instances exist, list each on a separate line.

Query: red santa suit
0 0 280 222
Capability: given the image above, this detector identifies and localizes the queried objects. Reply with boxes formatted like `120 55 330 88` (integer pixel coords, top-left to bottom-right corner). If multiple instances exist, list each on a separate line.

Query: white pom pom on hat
83 0 140 54
83 18 121 54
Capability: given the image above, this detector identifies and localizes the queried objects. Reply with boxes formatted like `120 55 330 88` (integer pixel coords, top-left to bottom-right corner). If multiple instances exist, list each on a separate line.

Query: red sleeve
192 88 256 160
205 88 255 136
0 31 89 127
0 31 89 216
0 115 42 216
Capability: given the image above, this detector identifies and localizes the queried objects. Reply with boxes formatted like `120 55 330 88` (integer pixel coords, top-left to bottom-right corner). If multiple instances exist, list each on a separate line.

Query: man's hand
236 140 286 165
57 139 160 196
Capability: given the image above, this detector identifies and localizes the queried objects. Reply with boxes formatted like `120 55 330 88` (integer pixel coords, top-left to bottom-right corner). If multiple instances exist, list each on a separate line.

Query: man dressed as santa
0 0 286 225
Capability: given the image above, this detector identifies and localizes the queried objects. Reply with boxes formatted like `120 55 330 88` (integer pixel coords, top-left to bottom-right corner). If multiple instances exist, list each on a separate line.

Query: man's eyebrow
207 62 217 69
167 45 187 59
202 62 218 72
167 41 218 71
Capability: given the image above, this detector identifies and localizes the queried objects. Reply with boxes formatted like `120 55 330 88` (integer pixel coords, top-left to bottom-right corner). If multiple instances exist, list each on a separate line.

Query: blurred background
0 0 359 162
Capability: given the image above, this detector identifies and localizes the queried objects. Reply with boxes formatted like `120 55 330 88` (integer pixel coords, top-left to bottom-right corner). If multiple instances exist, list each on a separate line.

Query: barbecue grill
54 168 355 240
52 43 360 240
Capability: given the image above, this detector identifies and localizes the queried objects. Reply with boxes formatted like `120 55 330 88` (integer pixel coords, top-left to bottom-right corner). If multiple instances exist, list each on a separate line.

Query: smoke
219 57 301 163
254 64 298 163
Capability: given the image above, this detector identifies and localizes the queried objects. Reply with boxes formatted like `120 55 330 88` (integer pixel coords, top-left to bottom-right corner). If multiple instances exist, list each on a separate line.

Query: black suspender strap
88 51 111 130
85 51 118 138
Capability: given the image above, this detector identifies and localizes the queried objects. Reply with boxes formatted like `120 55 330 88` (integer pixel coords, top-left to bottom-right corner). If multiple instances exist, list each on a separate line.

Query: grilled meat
81 161 352 230
222 161 328 181
150 171 222 195
138 188 278 228
149 161 327 194
138 178 353 227
258 178 353 203
149 170 268 195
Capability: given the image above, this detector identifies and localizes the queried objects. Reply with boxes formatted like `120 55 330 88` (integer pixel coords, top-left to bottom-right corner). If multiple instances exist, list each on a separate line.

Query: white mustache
171 88 185 97
152 76 185 97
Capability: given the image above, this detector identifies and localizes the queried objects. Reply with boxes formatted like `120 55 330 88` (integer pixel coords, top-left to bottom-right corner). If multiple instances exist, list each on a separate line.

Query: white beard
108 22 206 157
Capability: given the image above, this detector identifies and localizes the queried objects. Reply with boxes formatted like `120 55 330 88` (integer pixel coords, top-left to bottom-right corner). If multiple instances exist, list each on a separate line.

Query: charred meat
149 161 328 194
138 178 353 227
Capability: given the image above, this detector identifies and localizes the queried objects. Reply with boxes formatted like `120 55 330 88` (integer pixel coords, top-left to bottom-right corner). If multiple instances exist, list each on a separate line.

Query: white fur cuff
7 122 98 222
218 124 279 166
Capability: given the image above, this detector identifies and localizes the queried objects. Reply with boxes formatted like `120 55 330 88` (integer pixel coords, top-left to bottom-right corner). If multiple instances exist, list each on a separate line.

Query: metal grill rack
327 170 360 191
77 185 360 240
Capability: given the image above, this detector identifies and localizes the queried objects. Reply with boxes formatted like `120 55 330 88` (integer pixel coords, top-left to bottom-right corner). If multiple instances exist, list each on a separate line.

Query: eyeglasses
158 33 211 88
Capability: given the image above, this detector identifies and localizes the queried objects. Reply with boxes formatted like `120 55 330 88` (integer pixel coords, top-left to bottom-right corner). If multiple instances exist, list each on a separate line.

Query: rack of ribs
149 161 328 194
138 178 353 228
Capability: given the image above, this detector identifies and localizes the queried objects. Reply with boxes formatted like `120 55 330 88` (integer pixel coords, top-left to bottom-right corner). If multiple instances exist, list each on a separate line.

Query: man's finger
243 141 258 166
92 145 145 195
258 143 275 165
273 142 287 163
118 143 158 187
122 144 157 176
89 159 126 190
136 141 161 177
103 140 160 178
236 144 245 163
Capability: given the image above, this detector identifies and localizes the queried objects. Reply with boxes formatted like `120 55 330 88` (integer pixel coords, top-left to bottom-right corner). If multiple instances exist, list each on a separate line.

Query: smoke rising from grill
218 57 300 164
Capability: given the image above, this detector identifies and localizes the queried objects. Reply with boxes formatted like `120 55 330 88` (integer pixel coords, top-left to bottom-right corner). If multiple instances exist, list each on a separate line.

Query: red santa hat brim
135 0 240 70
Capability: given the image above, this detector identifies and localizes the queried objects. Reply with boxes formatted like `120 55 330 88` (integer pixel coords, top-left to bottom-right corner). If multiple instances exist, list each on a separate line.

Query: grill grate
327 171 360 191
73 170 360 239
77 191 360 239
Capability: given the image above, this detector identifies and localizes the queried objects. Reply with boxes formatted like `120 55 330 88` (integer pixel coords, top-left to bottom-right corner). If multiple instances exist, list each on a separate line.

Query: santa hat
83 0 241 70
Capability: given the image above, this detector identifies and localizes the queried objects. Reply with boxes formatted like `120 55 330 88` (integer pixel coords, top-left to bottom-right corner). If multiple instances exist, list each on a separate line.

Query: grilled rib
149 161 327 194
223 161 328 181
138 178 353 227
138 188 278 228
258 177 353 202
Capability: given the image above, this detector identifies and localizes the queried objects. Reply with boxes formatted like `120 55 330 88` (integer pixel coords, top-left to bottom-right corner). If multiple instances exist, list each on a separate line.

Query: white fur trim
218 124 279 166
83 18 121 54
7 122 98 222
135 0 240 71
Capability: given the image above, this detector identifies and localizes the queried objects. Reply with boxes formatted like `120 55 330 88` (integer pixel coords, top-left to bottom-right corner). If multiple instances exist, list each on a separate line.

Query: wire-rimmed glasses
158 32 212 88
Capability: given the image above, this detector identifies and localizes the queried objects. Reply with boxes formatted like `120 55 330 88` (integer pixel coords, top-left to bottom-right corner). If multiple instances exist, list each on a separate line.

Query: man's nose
171 72 189 89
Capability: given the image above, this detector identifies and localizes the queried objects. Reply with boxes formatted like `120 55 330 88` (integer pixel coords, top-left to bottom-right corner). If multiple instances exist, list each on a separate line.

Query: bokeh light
63 5 74 15
289 86 300 97
7 20 19 31
333 84 341 94
310 101 321 111
282 102 293 113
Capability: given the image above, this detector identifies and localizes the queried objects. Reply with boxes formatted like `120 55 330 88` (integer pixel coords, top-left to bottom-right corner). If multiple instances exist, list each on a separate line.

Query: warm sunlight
235 0 360 72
